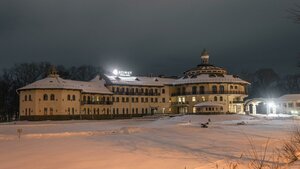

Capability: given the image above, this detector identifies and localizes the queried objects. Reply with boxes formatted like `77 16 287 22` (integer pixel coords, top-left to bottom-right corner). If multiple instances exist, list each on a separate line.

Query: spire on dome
200 49 209 64
48 65 59 77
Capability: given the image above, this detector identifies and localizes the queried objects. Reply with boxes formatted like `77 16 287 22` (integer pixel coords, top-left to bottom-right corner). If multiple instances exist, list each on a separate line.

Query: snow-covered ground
0 115 300 169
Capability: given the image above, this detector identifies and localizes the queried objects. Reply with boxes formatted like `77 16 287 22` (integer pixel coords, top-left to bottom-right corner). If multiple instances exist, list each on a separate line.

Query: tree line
0 62 103 121
240 68 300 99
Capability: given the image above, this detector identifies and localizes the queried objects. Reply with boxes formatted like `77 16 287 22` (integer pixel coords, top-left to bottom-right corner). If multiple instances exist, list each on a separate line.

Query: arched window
43 94 48 101
212 85 217 94
50 94 55 101
83 96 86 102
107 108 109 114
192 86 197 94
67 95 71 101
214 96 218 101
28 95 32 101
72 95 75 101
88 96 91 102
25 95 27 101
97 108 100 115
220 96 223 101
149 89 153 94
145 88 148 94
219 85 225 94
199 86 205 94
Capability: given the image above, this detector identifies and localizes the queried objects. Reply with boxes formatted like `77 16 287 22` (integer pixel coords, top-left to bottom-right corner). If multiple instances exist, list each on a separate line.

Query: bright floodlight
267 101 276 109
112 69 118 75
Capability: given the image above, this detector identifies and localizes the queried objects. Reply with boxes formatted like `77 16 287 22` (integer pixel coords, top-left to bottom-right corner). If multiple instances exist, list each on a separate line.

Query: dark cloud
0 0 299 76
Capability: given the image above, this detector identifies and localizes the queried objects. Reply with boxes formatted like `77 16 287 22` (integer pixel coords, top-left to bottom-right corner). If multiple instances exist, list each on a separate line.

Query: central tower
200 49 209 64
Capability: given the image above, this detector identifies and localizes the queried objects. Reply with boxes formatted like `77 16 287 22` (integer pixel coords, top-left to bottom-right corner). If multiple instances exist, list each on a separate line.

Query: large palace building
18 50 250 120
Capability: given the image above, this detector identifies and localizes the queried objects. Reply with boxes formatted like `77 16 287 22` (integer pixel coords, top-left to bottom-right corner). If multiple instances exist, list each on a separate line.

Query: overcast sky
0 0 299 76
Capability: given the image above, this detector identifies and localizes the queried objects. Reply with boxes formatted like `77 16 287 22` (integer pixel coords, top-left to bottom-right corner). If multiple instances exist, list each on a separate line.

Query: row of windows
83 107 151 115
83 96 110 102
278 102 300 108
67 107 76 115
179 85 239 94
43 107 54 115
112 97 166 103
192 107 224 113
23 108 32 116
24 95 32 101
42 94 76 101
178 96 223 102
112 87 165 94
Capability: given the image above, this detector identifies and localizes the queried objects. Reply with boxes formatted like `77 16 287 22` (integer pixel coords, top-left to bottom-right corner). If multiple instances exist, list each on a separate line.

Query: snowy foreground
1 115 300 169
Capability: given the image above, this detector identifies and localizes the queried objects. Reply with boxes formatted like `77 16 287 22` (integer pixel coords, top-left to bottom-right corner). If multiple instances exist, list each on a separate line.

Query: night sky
0 0 299 76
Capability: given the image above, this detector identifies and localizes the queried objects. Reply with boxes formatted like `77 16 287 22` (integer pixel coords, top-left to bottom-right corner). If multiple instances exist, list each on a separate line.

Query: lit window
178 97 182 102
192 97 196 102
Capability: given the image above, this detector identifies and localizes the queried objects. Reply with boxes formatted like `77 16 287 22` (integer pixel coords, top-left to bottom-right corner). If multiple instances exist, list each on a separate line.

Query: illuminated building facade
18 50 249 120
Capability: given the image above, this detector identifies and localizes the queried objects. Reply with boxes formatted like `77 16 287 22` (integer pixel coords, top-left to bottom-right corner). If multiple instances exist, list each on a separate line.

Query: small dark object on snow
201 123 208 128
237 121 246 125
208 118 211 122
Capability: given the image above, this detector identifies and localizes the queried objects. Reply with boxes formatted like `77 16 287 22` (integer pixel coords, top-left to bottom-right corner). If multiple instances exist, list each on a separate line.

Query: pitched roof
172 74 250 85
18 75 112 94
278 94 300 101
103 74 175 87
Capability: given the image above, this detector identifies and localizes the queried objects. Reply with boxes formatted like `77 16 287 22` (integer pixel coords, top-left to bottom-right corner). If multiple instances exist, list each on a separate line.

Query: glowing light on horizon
112 69 132 77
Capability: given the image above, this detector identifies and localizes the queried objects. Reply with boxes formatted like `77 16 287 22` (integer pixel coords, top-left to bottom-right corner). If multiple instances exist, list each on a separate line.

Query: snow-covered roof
194 101 224 107
278 94 300 101
172 74 250 85
103 74 175 87
18 75 112 94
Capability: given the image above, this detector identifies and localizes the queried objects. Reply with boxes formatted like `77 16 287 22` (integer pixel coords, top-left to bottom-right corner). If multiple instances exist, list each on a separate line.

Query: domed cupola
200 49 209 65
183 49 227 76
48 65 59 78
